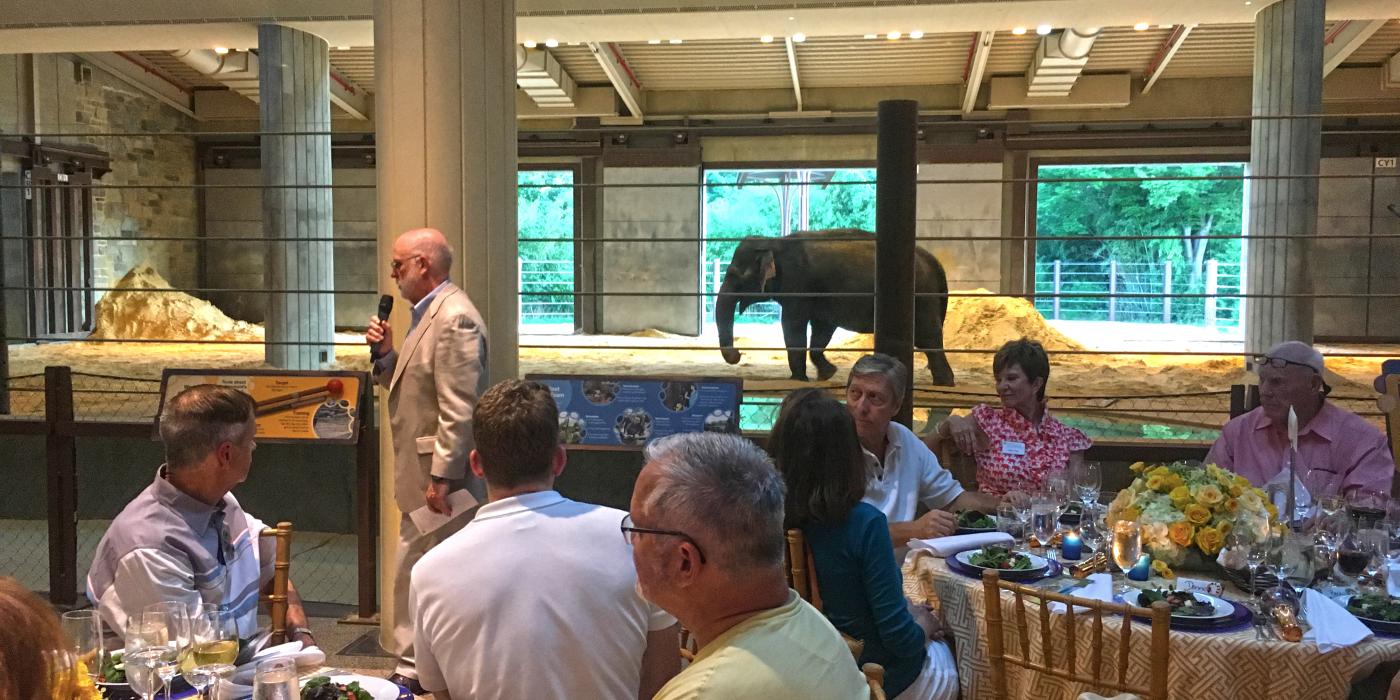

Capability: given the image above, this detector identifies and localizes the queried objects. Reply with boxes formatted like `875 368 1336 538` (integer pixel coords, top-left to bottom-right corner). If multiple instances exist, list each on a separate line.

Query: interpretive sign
527 374 744 450
157 369 368 444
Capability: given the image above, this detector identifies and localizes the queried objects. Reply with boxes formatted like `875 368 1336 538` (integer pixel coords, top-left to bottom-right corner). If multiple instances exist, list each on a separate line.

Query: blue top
803 502 927 697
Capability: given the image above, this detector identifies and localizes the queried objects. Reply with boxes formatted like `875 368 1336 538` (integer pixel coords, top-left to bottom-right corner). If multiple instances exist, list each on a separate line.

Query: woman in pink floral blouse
928 338 1091 496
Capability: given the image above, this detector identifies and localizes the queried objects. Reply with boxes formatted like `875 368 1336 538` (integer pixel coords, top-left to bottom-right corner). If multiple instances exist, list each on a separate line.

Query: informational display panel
157 369 368 444
527 374 744 450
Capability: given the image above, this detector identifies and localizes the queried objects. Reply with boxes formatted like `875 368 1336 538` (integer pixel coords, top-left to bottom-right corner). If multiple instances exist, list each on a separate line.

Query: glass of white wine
1111 518 1142 596
186 607 240 699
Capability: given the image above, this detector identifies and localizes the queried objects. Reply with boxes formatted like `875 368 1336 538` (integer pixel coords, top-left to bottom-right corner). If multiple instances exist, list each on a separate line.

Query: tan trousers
391 510 470 678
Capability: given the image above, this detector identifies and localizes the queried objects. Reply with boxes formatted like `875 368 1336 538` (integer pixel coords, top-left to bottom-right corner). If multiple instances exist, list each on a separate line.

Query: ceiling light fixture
792 32 806 43
1011 26 1027 35
544 38 559 47
887 31 902 40
1036 24 1053 36
648 38 661 44
213 47 229 55
336 46 351 51
1133 22 1150 31
788 15 795 20
863 33 878 39
669 38 682 44
760 35 774 43
523 39 538 48
909 30 924 39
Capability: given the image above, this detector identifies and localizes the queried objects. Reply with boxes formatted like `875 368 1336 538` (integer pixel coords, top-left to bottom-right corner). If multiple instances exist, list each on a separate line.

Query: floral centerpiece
54 657 101 700
1105 462 1276 579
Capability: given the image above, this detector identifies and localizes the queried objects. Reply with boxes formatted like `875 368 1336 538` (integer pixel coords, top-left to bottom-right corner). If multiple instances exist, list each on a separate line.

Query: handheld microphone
377 294 394 321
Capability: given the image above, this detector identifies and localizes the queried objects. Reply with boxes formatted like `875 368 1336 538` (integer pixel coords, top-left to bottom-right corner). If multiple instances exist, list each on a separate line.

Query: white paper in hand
409 489 478 535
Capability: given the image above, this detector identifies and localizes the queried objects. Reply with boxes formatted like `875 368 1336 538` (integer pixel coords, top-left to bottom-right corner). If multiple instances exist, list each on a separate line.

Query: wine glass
1358 527 1389 593
252 657 300 700
1110 518 1141 596
1044 470 1071 504
133 609 180 700
1385 498 1400 544
1350 490 1389 531
1031 495 1058 554
1074 462 1103 506
60 610 104 680
997 504 1023 550
1079 503 1105 556
186 607 239 700
125 646 176 700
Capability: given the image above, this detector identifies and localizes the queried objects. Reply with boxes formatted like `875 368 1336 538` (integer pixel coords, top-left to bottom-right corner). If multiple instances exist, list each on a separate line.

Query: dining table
902 549 1400 700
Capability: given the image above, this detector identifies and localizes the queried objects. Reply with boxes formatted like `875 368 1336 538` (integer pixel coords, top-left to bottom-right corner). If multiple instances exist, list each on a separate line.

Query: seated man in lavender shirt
1206 341 1393 496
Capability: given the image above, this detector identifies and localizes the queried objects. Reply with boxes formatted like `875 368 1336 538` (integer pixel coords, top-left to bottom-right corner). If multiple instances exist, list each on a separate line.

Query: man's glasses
390 255 423 272
620 514 707 564
1252 354 1319 374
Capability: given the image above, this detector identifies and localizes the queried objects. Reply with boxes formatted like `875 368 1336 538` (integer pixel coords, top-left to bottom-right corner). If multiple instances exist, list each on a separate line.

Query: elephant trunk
715 288 742 364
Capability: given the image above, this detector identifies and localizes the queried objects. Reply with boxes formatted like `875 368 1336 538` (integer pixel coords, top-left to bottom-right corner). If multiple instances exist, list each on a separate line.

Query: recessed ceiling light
863 33 878 39
668 38 682 44
788 15 795 20
648 38 661 44
213 47 229 55
544 38 559 47
909 30 924 39
1133 22 1150 31
1011 26 1027 35
887 31 902 40
1036 24 1053 35
523 40 537 48
792 32 806 43
760 35 774 43
336 46 351 51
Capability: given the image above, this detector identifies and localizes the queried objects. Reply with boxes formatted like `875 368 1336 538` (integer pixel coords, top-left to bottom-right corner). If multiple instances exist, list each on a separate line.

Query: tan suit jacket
373 282 489 513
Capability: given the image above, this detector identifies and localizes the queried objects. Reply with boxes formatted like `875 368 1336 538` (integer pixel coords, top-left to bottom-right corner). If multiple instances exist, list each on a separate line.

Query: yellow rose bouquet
1106 462 1275 578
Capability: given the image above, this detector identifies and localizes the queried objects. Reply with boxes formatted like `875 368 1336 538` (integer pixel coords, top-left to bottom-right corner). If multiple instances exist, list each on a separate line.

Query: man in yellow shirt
626 433 869 700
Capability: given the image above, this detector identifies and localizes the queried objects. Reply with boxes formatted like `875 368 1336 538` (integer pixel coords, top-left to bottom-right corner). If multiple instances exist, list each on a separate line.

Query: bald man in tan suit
367 228 488 693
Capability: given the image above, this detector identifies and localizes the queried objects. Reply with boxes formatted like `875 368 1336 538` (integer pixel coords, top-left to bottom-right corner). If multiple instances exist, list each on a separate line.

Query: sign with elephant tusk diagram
156 369 368 444
527 374 744 450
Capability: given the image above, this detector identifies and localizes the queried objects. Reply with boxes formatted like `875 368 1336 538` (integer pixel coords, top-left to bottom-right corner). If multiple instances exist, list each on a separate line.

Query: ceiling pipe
1025 27 1102 97
168 48 257 77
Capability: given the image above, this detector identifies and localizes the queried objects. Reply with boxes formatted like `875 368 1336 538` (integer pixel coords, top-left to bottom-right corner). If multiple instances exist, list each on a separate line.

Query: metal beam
1323 19 1387 77
77 52 197 118
1142 24 1194 94
329 65 371 120
586 41 644 120
785 36 803 112
961 31 994 113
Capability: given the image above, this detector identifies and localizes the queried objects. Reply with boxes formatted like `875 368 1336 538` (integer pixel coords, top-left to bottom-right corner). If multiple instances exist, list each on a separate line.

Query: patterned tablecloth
902 550 1400 700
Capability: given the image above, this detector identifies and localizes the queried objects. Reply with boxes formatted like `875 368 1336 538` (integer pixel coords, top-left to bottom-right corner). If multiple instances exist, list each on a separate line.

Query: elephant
715 228 956 386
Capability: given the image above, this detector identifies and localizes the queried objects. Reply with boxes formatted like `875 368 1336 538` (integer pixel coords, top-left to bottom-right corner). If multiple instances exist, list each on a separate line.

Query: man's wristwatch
429 475 450 485
292 626 315 640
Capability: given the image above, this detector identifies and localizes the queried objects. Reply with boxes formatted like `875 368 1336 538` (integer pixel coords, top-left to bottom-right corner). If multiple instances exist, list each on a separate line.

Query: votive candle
1062 531 1082 560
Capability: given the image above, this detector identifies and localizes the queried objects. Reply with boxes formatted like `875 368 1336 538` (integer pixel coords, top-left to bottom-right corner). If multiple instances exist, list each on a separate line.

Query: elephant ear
760 250 777 292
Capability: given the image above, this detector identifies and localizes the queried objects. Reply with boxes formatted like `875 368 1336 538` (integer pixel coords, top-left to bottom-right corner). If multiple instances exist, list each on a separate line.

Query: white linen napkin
1301 588 1373 652
229 641 327 685
907 532 1014 557
1048 573 1114 614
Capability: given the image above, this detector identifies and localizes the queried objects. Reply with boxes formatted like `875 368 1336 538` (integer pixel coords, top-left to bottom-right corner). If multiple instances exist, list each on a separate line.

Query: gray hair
159 385 255 469
423 240 453 278
642 433 786 573
849 353 908 402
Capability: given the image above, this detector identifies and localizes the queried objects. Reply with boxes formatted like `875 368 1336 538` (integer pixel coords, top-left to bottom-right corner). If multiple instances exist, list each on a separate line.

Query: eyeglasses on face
1252 354 1318 374
390 255 423 272
620 513 707 564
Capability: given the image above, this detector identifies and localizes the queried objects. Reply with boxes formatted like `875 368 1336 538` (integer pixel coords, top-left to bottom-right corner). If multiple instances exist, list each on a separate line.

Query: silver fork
1252 606 1269 641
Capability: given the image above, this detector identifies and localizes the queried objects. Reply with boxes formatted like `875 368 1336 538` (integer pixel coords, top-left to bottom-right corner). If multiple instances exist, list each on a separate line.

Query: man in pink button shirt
1206 341 1394 496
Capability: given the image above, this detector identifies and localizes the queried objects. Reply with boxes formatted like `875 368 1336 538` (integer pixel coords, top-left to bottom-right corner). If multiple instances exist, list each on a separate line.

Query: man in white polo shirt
410 379 680 700
847 354 1001 546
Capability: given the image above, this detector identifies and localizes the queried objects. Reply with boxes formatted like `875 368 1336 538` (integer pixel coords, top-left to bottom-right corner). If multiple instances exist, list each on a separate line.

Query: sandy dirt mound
833 288 1083 352
90 265 264 342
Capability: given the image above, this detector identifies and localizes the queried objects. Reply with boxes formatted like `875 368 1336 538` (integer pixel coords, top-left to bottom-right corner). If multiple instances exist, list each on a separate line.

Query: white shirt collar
473 490 567 522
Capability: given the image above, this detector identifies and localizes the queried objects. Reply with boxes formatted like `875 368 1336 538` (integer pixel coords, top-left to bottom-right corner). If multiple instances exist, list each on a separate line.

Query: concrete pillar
372 0 517 647
1244 0 1323 355
259 24 336 369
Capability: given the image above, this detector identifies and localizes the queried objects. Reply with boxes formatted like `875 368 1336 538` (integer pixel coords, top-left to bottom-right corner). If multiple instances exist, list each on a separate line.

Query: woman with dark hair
0 576 100 700
929 337 1091 495
770 388 957 700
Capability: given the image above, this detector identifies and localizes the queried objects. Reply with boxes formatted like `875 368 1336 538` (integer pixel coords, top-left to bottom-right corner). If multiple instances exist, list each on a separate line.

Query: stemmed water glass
1225 518 1267 608
1358 527 1390 593
1110 517 1141 596
1005 490 1033 551
1074 461 1103 507
1079 503 1105 556
997 504 1023 551
1030 494 1058 555
144 603 190 700
125 613 177 700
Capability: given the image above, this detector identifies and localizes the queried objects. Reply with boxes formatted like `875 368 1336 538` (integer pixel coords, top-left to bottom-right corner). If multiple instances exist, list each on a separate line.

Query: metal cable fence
1033 260 1243 328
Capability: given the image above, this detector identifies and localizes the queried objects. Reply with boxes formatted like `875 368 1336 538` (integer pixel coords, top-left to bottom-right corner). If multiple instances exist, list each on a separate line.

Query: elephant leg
917 306 956 387
780 312 811 381
808 318 839 381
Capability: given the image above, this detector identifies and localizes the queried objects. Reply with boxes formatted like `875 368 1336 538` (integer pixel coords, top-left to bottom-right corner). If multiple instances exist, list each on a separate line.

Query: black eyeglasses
1252 354 1319 374
620 514 707 564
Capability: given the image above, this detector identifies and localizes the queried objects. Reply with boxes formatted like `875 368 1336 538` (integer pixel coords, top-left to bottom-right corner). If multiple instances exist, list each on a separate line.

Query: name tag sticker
1001 440 1027 456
